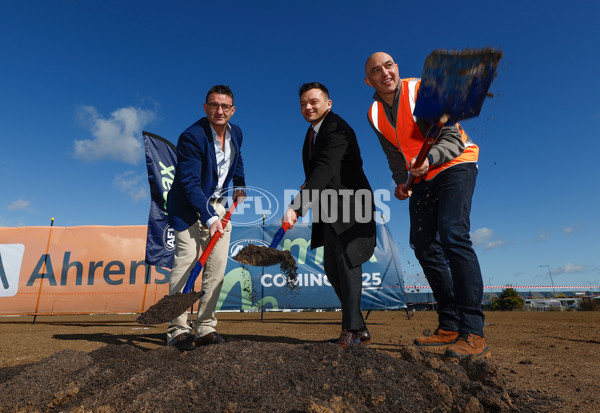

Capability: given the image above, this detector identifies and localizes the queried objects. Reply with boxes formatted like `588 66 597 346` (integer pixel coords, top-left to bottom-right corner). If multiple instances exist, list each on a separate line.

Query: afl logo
162 224 176 251
229 239 269 262
209 186 280 226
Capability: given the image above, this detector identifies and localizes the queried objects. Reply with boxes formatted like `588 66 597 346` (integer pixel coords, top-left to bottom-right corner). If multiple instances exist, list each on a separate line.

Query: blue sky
2 1 598 288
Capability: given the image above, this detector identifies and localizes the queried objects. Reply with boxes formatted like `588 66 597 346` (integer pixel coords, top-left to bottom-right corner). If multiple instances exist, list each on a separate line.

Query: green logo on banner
217 267 279 311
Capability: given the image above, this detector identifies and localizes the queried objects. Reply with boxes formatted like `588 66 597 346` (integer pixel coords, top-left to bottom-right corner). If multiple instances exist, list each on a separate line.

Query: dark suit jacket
167 117 245 231
293 111 376 267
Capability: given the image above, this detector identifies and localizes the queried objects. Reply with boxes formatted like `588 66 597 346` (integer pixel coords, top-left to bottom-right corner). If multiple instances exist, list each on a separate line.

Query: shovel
404 48 502 191
137 201 237 325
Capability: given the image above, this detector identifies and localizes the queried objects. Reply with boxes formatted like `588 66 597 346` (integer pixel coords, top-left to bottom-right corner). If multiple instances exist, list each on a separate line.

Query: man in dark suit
166 85 246 351
283 82 376 348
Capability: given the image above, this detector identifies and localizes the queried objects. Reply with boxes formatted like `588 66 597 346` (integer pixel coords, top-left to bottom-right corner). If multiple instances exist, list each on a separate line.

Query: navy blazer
167 117 245 231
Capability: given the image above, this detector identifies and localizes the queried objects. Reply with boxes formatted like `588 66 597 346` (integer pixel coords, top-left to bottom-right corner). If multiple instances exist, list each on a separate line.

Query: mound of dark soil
0 341 558 412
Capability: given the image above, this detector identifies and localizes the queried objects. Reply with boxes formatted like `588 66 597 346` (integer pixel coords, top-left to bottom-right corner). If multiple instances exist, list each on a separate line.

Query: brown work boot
444 333 490 361
414 328 459 348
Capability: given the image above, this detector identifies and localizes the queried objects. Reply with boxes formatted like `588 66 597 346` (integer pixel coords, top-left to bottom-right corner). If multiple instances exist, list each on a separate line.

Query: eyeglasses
206 102 233 112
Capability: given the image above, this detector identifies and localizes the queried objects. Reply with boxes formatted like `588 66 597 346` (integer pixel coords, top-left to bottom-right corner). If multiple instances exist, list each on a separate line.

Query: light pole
540 265 556 297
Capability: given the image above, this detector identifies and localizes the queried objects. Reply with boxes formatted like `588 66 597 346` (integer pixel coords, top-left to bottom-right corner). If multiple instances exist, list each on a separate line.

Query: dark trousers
409 163 484 336
322 223 365 331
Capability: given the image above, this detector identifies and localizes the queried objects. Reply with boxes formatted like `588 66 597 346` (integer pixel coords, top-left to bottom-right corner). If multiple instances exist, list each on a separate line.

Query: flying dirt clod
234 244 298 281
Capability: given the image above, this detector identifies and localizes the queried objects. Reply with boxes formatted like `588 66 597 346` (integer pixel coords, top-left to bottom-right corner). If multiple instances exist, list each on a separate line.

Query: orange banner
0 226 169 315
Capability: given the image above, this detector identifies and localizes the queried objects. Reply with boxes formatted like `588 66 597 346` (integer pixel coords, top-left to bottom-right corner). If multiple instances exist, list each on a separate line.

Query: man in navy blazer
166 85 246 351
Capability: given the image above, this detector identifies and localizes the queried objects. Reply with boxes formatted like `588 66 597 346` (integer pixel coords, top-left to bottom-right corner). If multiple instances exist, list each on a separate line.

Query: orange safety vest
368 78 479 182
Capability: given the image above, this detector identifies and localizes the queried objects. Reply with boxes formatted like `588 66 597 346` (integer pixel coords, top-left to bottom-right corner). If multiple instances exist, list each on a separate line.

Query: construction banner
0 226 167 315
0 224 405 316
218 223 405 311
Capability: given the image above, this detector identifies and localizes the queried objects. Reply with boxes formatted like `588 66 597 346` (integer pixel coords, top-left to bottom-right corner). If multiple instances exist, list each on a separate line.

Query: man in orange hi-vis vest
364 52 489 361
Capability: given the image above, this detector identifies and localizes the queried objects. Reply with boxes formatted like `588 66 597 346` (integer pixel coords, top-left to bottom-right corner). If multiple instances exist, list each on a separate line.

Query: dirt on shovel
137 291 205 325
234 244 298 281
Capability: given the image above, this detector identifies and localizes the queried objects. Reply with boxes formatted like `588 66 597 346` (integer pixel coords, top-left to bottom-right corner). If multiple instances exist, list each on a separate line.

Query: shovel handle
404 115 450 192
269 222 290 249
183 201 237 293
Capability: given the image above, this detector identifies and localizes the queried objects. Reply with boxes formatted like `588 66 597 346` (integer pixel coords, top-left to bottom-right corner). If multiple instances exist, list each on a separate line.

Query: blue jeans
409 163 484 336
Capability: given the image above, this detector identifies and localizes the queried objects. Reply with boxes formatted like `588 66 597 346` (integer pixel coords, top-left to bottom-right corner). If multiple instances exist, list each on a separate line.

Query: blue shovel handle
269 222 290 249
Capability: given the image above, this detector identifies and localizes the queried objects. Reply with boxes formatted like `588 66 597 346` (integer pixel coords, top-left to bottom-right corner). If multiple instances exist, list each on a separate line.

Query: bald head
365 52 394 75
364 52 400 106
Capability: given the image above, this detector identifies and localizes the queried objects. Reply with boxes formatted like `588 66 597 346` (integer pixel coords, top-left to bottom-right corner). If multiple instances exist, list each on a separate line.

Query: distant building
402 285 600 311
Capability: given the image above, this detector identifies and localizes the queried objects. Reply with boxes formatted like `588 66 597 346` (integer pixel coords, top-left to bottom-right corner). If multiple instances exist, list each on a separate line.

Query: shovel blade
413 48 502 122
137 291 205 325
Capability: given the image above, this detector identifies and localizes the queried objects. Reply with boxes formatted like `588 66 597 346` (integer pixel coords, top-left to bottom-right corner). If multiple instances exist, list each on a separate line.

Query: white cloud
471 227 511 251
562 226 574 236
113 171 148 202
483 240 512 251
535 230 551 241
553 262 587 275
74 105 156 164
7 198 31 211
471 227 493 246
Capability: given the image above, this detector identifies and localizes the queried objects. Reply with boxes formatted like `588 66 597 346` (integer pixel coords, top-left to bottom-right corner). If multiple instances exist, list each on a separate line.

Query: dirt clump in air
235 243 298 281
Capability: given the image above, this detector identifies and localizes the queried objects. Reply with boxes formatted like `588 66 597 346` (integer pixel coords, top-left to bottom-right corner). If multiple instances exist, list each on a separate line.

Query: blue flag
143 131 177 268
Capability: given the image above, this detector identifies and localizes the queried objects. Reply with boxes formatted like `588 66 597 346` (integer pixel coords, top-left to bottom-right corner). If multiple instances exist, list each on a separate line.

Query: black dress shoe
336 329 360 349
195 331 226 346
358 329 371 346
327 328 371 346
168 332 196 352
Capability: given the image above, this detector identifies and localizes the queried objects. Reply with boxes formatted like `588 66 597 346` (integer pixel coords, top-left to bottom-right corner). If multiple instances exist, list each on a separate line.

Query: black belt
210 197 223 203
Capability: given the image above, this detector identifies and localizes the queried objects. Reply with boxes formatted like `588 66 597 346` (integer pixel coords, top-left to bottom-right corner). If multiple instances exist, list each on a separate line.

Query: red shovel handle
183 201 237 293
201 203 236 263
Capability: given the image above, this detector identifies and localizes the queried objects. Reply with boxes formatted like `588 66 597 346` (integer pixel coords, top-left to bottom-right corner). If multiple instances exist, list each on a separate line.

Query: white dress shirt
206 124 236 228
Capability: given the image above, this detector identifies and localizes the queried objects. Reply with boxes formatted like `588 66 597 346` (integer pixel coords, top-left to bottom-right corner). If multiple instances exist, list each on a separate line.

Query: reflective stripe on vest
368 78 479 181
